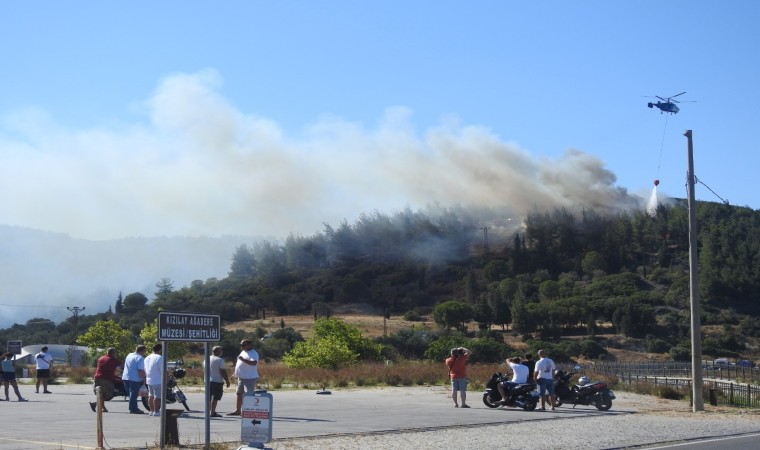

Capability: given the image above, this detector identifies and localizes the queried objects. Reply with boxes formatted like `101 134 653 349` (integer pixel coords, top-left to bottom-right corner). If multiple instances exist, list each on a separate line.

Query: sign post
157 312 221 450
239 390 273 449
158 312 221 342
7 340 22 355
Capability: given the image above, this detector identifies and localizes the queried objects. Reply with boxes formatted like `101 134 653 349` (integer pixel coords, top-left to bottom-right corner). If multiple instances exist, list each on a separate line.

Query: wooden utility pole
685 129 704 412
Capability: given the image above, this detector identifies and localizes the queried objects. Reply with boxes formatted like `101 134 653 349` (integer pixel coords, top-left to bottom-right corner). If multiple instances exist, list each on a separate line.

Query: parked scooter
552 369 615 411
140 368 190 411
482 372 539 411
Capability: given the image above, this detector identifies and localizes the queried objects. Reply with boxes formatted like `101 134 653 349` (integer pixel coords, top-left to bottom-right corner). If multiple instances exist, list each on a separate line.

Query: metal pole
685 129 704 412
160 341 167 448
204 342 211 449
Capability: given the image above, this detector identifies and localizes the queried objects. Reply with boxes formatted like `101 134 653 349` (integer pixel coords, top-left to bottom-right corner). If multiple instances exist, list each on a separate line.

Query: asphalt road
0 383 630 449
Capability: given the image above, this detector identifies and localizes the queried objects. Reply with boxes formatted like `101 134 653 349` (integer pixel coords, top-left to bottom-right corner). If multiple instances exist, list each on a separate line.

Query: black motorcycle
552 370 615 411
140 368 190 411
482 372 539 411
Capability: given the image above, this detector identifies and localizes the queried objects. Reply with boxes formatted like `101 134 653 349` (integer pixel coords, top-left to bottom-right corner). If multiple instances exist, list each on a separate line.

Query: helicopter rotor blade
671 91 687 98
656 96 666 101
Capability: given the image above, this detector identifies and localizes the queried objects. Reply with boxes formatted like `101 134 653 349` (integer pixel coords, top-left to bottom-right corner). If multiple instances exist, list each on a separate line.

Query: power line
0 303 69 309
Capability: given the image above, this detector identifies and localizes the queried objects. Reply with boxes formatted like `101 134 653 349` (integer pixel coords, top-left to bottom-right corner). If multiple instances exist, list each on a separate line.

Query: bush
669 346 691 362
403 310 423 321
656 386 684 400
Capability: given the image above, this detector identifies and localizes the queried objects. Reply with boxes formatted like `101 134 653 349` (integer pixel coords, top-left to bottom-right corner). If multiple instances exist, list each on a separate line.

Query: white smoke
0 69 643 241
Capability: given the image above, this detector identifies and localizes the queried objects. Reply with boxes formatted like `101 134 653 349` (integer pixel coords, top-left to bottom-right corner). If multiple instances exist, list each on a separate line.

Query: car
737 360 755 368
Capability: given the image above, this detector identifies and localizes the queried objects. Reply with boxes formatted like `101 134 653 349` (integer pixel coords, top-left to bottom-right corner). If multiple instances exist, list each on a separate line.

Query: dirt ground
233 312 430 338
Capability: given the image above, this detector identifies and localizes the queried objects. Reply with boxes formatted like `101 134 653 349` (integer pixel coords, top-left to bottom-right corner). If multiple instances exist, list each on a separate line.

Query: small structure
20 344 90 367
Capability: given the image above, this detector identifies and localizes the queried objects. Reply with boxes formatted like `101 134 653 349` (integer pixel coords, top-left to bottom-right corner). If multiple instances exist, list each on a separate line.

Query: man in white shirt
35 346 53 394
498 356 528 403
203 346 230 417
122 345 147 414
534 349 557 411
227 339 259 416
143 344 165 417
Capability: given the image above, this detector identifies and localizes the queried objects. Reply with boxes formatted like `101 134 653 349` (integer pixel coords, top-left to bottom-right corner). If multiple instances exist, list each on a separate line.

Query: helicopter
646 91 690 114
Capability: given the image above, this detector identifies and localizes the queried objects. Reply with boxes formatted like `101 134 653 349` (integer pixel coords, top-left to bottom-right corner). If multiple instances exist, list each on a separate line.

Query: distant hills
0 225 256 327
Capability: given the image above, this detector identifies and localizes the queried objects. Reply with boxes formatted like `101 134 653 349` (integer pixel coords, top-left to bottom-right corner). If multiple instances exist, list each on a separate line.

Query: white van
713 358 730 367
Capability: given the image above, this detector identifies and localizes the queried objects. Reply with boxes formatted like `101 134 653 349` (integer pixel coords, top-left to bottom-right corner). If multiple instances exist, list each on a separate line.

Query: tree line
2 200 758 364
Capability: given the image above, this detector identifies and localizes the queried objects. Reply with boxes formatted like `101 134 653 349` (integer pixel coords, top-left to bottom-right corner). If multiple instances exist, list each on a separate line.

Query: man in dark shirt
522 353 536 383
91 348 120 412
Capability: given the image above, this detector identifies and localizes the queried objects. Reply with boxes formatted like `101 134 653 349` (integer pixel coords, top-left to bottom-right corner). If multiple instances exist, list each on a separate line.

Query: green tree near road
282 318 383 369
77 320 133 360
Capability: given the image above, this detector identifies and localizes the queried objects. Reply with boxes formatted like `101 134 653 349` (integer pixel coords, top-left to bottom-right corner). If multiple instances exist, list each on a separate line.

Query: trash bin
708 389 717 406
165 409 184 445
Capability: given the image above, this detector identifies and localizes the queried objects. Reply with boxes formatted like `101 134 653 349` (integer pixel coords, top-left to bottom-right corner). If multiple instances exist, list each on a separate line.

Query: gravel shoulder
270 391 760 450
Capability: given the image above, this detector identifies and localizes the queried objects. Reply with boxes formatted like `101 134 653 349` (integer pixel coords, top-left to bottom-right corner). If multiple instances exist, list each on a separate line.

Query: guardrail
588 362 760 408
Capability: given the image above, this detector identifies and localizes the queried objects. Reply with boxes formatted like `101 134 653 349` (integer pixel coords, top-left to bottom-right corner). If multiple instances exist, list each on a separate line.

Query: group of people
89 338 260 417
445 347 557 411
1 346 55 402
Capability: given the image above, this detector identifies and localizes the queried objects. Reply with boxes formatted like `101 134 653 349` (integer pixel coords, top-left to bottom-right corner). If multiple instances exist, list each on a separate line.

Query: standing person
203 345 230 417
534 349 557 411
227 339 259 416
2 353 27 402
122 345 147 414
522 353 536 383
35 346 54 394
444 346 471 408
143 344 165 417
91 347 120 413
497 356 528 403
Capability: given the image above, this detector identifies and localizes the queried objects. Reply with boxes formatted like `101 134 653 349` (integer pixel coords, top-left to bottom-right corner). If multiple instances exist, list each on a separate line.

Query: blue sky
1 1 758 240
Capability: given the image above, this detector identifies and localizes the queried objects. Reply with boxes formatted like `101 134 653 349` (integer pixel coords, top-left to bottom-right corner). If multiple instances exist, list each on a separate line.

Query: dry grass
177 360 507 392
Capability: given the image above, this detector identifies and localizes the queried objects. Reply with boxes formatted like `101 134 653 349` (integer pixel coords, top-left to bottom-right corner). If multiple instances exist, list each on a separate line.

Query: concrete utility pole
67 306 85 367
685 130 704 412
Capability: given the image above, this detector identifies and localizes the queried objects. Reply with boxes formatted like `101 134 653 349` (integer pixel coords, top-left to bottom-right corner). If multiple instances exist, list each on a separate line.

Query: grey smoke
0 69 642 241
0 69 645 327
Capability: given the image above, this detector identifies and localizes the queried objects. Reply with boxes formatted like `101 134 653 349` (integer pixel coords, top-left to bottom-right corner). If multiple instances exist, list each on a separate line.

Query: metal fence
590 361 759 383
587 362 760 408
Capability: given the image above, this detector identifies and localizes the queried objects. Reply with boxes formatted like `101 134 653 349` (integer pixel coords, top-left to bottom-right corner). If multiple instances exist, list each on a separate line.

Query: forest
2 200 759 365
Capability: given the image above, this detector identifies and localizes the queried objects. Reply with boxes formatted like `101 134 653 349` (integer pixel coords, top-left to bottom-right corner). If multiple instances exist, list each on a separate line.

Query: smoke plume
0 69 643 241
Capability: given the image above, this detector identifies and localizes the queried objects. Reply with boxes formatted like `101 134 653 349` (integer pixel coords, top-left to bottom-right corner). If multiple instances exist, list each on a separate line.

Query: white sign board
241 391 273 445
157 312 221 342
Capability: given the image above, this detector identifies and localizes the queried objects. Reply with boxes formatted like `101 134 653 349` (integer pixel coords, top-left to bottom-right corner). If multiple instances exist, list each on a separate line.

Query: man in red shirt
445 346 472 408
90 348 121 413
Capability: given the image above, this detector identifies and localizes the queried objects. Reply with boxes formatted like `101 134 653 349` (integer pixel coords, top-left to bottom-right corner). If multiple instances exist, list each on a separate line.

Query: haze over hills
0 225 256 328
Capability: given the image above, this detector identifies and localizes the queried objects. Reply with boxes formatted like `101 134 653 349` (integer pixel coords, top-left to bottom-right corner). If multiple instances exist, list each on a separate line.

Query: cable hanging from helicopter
643 91 697 217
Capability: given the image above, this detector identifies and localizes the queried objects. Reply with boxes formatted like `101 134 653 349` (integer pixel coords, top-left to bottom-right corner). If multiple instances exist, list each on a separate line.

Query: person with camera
445 346 471 408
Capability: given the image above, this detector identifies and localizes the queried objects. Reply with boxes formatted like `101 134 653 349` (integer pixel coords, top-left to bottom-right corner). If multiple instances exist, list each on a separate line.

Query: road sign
157 312 221 342
241 390 273 446
7 340 22 354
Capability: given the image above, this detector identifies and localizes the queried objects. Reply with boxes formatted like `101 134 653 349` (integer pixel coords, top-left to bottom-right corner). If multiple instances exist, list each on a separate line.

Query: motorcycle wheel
522 396 537 411
595 394 612 411
175 390 190 411
482 393 501 408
